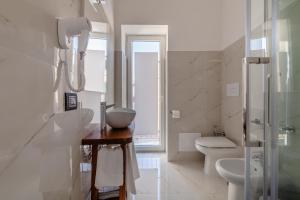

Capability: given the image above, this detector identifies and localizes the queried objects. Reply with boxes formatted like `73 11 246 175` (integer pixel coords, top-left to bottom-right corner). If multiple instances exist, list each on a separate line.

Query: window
84 35 107 101
250 37 267 51
79 21 113 124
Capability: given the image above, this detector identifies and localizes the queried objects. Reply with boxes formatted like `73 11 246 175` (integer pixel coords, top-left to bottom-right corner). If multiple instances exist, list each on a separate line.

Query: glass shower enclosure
244 0 300 199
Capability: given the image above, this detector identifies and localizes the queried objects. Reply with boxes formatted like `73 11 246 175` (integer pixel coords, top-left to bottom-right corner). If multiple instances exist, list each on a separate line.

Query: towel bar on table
82 125 133 200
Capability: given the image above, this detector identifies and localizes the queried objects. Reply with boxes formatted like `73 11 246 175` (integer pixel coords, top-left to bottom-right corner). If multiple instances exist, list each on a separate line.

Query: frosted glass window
250 37 267 50
84 38 107 92
134 52 159 135
131 41 161 146
87 38 107 52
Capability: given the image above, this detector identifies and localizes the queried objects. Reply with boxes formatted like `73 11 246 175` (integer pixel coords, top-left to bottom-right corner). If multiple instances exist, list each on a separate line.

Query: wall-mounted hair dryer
54 17 92 92
58 17 91 50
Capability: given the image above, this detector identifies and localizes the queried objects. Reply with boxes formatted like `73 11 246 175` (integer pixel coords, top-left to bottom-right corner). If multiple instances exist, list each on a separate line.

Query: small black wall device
65 92 78 111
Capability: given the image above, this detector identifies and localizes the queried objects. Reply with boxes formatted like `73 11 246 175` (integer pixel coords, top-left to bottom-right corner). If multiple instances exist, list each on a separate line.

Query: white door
126 35 166 151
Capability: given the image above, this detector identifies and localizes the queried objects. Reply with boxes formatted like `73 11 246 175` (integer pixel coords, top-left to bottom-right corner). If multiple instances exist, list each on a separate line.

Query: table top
82 125 133 145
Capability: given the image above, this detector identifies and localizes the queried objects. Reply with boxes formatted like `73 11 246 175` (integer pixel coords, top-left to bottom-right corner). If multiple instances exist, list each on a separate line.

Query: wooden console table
82 125 133 200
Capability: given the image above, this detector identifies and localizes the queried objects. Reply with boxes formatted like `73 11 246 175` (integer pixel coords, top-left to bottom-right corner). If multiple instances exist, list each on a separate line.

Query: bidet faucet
100 102 115 130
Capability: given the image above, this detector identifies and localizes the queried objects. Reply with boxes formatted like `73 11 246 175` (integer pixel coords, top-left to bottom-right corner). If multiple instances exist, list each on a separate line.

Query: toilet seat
195 137 237 148
195 144 242 157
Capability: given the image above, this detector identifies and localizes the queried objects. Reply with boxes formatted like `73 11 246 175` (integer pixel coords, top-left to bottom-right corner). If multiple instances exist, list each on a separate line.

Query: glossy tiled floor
133 134 160 146
130 153 228 200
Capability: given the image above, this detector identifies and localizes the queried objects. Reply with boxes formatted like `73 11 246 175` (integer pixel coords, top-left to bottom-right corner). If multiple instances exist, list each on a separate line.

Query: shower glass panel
245 0 300 199
275 1 300 199
245 0 272 199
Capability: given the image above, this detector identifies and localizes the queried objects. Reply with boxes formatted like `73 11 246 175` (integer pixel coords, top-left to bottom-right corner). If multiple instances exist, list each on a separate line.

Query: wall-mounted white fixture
57 17 91 50
171 110 180 119
54 17 92 92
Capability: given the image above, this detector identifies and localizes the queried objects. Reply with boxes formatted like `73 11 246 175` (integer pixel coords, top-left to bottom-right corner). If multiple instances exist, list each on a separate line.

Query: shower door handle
243 57 270 147
243 57 270 64
250 118 264 125
280 126 296 134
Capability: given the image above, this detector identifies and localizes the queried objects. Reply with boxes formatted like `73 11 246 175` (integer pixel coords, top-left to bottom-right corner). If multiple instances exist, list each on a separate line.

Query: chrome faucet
100 102 115 130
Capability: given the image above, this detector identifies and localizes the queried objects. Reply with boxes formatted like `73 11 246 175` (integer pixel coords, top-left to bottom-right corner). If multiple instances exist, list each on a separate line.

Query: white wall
0 0 83 199
0 0 109 199
221 0 270 49
115 0 247 50
221 0 246 49
114 0 222 51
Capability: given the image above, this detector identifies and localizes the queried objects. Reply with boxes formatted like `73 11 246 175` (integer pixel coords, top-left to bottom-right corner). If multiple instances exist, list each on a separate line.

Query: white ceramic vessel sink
106 108 136 128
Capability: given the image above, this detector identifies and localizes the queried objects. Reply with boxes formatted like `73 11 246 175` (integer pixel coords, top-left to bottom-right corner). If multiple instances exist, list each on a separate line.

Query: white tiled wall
0 0 92 199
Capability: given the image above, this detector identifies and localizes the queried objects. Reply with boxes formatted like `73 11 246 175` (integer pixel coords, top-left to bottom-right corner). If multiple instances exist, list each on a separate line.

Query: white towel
95 143 140 194
95 146 123 188
126 143 140 194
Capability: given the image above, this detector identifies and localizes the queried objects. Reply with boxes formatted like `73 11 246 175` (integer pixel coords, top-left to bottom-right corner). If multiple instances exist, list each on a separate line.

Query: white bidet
216 158 244 200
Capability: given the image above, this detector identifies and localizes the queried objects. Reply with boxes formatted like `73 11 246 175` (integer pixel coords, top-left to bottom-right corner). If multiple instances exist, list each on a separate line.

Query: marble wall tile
0 46 54 153
168 51 222 161
168 41 245 160
221 38 245 146
0 0 92 199
0 109 90 200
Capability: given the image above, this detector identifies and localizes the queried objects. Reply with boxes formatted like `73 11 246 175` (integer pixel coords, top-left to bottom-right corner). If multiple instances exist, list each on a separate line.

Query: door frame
125 35 167 152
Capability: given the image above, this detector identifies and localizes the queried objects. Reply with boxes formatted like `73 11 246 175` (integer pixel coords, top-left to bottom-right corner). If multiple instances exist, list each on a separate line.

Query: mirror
78 0 115 123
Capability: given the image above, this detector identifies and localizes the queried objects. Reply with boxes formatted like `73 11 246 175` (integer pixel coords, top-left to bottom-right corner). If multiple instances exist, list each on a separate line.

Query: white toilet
195 136 242 176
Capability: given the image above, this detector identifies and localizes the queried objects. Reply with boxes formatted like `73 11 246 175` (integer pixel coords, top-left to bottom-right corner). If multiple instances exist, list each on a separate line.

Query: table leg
119 144 127 200
91 144 98 200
